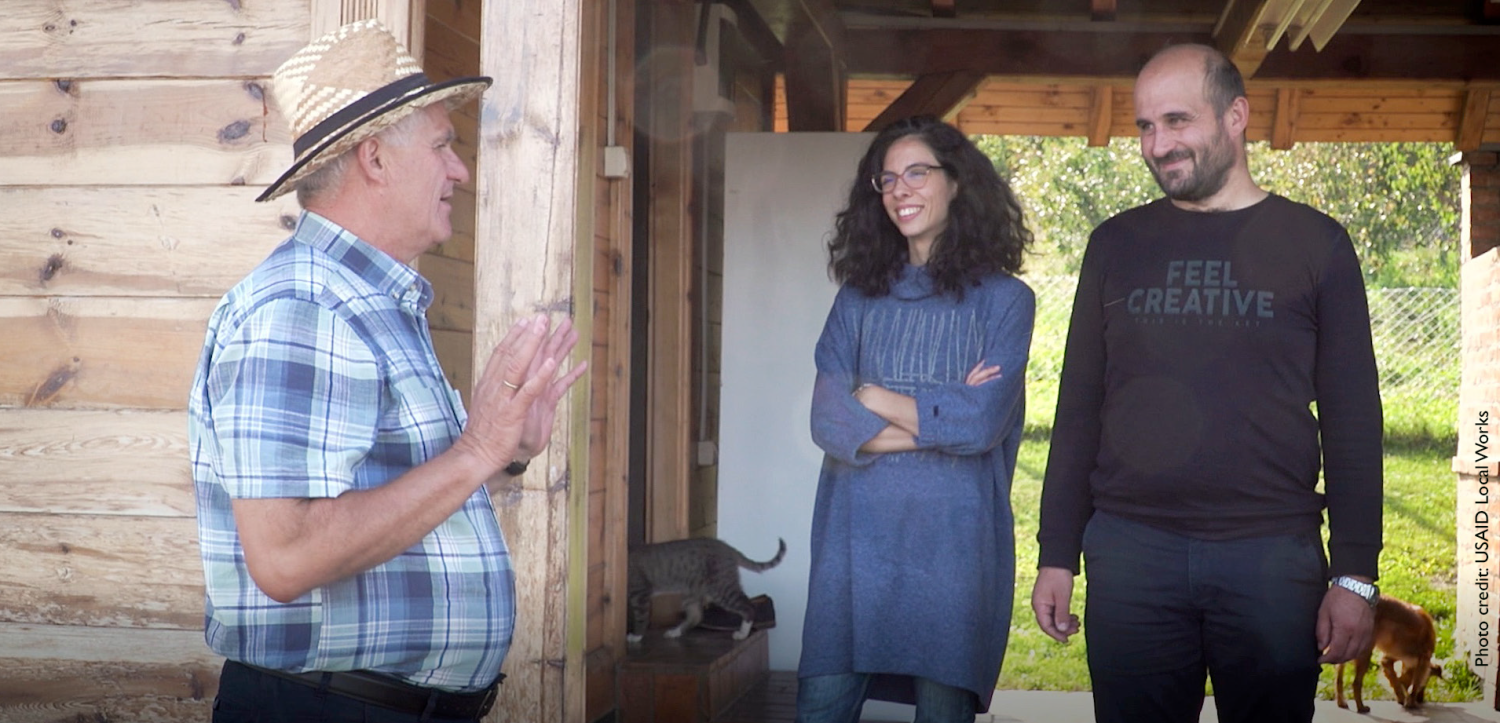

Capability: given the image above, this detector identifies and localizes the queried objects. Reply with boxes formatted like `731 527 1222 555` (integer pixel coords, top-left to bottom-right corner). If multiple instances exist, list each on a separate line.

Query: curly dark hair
828 116 1033 299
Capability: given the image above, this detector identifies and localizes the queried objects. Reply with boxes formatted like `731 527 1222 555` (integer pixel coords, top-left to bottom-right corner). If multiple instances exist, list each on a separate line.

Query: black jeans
1081 512 1327 723
212 660 487 723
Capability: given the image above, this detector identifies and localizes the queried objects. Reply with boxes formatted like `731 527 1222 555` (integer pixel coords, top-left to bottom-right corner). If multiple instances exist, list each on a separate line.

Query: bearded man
1029 43 1383 723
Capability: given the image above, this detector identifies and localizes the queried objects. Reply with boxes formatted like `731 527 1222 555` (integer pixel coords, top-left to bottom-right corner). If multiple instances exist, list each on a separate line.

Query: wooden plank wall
0 0 304 720
791 76 1500 147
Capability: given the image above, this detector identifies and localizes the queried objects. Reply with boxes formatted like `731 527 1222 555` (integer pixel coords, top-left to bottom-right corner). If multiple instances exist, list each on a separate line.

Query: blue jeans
1081 512 1327 723
796 673 977 723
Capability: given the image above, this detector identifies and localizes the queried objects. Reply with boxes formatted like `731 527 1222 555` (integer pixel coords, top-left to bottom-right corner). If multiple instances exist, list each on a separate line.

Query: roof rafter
841 25 1500 82
1213 0 1276 77
863 70 985 132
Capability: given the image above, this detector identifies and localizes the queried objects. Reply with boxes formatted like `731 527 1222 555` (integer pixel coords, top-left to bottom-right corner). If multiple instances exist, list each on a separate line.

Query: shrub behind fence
1021 276 1459 438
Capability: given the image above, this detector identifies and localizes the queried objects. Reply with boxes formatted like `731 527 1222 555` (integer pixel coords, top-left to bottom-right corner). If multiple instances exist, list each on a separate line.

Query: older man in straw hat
189 20 587 722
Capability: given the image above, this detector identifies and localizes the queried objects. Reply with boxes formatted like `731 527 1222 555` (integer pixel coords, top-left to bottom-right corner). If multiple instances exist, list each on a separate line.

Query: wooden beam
932 0 956 19
843 27 1500 82
1 0 306 80
0 186 294 298
863 71 985 132
1271 86 1300 149
784 34 845 130
1091 0 1117 22
1458 89 1495 152
477 1 586 722
643 2 695 544
782 0 846 131
1087 85 1113 146
1292 0 1362 53
0 513 203 628
0 409 191 517
0 297 216 410
723 0 785 67
592 0 637 702
0 624 220 722
1213 0 1276 78
0 79 292 187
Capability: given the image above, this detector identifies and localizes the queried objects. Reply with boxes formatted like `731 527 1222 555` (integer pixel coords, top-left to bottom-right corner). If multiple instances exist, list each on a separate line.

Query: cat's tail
736 538 786 572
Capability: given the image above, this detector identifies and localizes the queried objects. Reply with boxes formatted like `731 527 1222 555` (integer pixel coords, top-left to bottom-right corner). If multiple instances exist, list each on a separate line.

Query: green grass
998 428 1477 703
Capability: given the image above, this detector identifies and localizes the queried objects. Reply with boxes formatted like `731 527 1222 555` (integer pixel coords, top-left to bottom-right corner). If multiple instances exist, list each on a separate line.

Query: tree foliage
976 135 1462 288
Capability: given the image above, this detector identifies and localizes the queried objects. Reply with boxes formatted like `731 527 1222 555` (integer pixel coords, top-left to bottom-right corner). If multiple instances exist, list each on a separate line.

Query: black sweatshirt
1037 194 1383 579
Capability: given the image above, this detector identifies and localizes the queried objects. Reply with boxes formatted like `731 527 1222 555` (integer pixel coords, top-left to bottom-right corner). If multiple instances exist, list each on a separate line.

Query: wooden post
1086 85 1113 147
643 0 696 544
1270 87 1299 150
476 1 587 721
1458 89 1495 153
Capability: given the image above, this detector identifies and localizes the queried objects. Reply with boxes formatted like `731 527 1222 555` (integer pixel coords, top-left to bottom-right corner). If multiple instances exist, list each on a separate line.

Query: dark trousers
213 660 485 723
1081 512 1327 723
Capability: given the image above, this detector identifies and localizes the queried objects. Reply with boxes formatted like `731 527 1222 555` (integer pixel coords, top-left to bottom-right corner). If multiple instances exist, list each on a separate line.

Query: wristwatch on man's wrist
1330 575 1380 608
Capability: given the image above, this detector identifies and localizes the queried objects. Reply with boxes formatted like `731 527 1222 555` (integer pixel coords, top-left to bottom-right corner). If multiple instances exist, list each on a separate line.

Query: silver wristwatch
1330 575 1379 608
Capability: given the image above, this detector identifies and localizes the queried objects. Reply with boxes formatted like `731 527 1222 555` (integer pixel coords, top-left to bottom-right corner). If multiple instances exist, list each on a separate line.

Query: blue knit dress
799 264 1034 712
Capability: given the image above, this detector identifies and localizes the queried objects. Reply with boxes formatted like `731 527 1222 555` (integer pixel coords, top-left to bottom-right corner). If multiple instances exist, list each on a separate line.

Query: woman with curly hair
798 116 1035 723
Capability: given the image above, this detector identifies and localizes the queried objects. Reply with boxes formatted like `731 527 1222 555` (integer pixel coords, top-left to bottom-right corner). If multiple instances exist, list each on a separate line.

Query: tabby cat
626 537 786 642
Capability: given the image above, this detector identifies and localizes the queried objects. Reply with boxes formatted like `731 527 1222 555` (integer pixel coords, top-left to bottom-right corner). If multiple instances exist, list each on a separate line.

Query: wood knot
39 253 65 283
244 81 264 101
53 79 74 94
232 32 246 45
279 214 297 231
26 361 79 407
218 119 251 143
50 227 65 239
50 117 67 134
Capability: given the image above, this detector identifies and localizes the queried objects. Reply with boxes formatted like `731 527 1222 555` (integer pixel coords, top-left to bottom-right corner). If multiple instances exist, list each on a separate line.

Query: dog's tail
736 538 786 572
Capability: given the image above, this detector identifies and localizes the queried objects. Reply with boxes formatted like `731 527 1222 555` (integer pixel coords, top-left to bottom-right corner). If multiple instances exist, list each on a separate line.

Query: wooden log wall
0 0 303 720
781 76 1500 149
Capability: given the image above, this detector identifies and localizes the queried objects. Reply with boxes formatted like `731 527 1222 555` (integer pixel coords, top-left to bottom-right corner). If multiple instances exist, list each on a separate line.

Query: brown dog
1335 594 1443 713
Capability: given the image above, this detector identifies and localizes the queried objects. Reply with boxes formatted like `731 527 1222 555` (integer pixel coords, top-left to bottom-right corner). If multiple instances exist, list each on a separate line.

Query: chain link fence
1020 276 1460 432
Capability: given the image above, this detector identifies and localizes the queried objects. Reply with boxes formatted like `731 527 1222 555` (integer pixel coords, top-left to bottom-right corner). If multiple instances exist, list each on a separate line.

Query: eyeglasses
871 163 949 194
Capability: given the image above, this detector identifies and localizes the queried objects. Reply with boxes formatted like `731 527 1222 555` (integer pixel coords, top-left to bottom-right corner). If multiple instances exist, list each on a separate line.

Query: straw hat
256 19 491 202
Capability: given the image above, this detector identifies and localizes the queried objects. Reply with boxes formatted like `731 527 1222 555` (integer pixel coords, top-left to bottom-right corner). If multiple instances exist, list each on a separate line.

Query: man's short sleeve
204 297 381 499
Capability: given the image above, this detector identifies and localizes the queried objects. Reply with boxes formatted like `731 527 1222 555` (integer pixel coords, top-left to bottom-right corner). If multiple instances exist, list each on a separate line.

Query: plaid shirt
189 212 513 692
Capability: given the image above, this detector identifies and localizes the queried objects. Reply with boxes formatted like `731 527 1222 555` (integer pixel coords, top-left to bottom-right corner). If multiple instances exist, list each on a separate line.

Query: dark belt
231 660 501 720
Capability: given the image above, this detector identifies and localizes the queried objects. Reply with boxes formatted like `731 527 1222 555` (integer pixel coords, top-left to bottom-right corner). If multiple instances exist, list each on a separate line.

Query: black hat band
292 72 433 159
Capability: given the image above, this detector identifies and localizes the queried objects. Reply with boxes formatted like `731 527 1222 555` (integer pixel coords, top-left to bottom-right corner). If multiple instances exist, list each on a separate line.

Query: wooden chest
616 628 769 723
